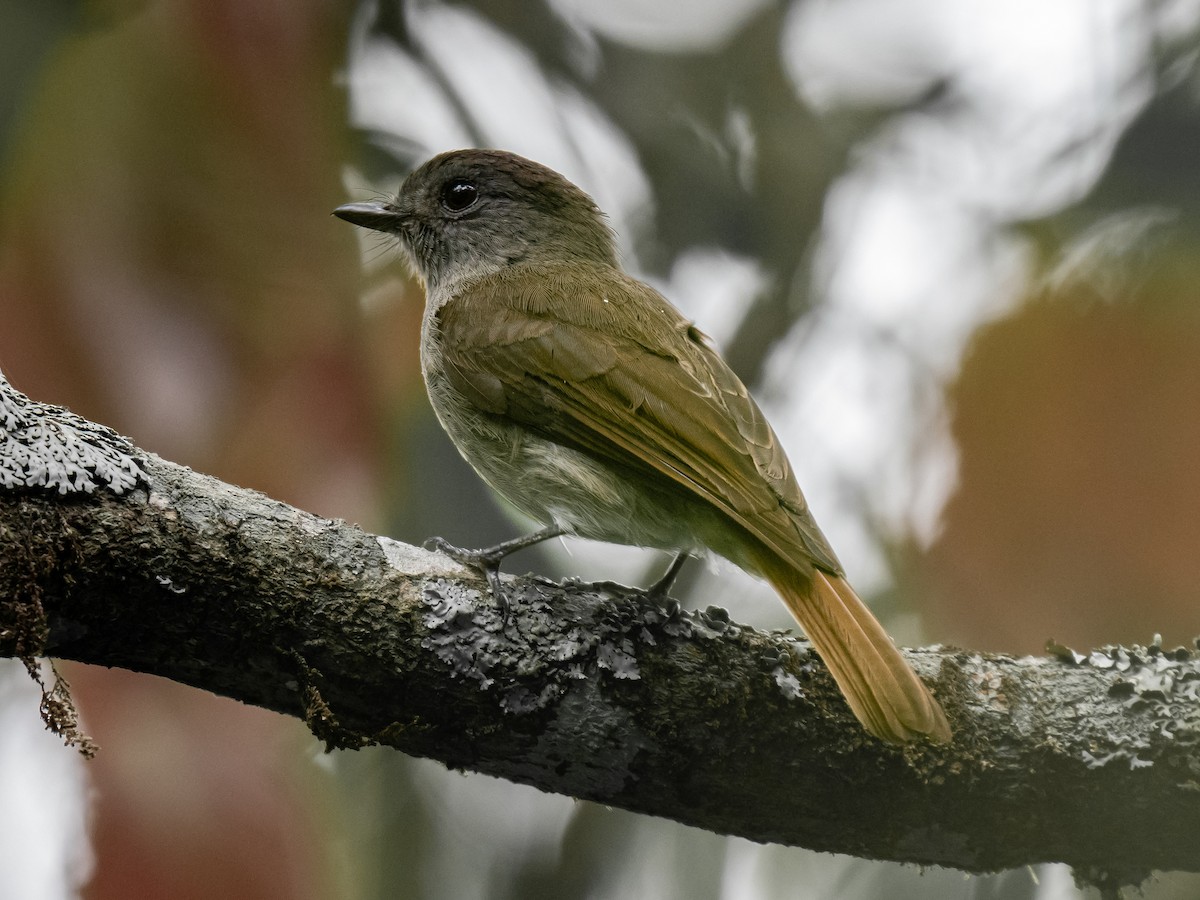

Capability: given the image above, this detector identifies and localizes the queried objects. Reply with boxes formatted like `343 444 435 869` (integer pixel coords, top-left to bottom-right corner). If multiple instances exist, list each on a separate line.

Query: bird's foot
424 526 566 621
644 552 690 601
424 537 511 617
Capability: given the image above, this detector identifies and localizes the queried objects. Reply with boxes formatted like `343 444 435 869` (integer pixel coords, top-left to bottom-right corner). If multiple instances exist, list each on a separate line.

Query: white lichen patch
377 535 469 578
0 376 145 495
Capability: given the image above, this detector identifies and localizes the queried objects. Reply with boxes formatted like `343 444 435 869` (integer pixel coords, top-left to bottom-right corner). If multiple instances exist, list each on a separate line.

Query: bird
334 149 951 744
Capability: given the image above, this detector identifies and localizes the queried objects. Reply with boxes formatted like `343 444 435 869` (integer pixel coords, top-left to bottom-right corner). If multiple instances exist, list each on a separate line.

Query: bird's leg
645 552 690 600
425 525 566 613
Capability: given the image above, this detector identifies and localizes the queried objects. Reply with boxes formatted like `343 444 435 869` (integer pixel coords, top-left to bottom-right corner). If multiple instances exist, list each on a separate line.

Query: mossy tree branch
1 377 1198 891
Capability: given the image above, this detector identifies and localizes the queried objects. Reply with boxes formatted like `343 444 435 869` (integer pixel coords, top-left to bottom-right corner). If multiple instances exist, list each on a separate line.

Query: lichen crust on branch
0 374 146 495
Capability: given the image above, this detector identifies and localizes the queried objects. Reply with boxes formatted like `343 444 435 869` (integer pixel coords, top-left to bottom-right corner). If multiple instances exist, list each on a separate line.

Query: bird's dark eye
440 178 479 212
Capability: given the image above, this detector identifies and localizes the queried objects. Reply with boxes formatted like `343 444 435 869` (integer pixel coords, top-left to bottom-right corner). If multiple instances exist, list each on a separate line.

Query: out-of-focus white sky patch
787 0 1154 217
758 221 1026 592
343 24 474 153
547 0 772 53
405 3 575 163
758 209 1026 591
720 838 764 900
817 173 1030 379
736 837 1081 898
769 0 1161 591
783 0 950 109
412 759 575 899
937 0 1149 217
0 662 92 900
1156 0 1200 37
411 754 733 900
345 1 654 267
758 330 896 592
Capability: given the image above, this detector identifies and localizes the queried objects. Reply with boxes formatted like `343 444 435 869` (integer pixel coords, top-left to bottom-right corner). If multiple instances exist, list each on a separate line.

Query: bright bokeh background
4 0 1200 897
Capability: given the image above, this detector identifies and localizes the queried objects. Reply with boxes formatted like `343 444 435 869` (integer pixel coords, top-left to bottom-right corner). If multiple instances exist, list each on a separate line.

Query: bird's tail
757 553 951 744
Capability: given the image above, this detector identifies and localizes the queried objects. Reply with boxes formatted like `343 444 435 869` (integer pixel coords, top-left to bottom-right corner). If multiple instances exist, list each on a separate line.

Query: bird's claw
424 536 511 621
424 536 502 571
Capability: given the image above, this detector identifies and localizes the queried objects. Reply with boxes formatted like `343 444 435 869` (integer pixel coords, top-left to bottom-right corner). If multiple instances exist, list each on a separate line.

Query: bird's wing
435 262 842 574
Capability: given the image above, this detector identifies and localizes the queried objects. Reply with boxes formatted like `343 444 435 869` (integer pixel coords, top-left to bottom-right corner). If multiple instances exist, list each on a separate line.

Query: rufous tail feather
759 555 951 743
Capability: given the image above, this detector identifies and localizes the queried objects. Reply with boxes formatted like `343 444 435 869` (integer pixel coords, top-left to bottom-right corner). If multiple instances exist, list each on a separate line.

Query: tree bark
1 379 1197 890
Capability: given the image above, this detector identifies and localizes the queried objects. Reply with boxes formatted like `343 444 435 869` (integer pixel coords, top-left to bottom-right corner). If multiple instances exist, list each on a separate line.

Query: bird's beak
333 200 406 233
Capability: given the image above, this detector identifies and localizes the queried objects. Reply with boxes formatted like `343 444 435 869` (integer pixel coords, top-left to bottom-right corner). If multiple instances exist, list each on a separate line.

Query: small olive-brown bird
335 149 950 744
